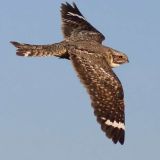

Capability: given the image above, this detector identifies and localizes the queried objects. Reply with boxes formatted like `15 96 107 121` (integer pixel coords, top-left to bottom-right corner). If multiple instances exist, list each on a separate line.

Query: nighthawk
11 2 129 145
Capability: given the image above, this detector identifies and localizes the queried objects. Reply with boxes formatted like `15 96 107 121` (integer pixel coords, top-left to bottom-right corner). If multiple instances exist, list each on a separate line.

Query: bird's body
11 2 129 145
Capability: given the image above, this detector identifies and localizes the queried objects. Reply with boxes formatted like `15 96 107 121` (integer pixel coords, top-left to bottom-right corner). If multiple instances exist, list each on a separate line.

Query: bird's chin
110 62 120 68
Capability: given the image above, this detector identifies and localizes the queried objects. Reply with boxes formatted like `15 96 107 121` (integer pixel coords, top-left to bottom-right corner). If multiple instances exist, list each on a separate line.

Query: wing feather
69 48 125 144
61 2 105 43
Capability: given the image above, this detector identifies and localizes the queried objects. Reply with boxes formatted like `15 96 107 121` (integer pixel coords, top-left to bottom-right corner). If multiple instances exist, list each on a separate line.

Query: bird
10 2 129 145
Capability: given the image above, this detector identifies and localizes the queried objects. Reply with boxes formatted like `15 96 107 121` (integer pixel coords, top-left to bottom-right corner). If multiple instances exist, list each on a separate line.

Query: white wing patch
67 12 86 20
105 119 125 130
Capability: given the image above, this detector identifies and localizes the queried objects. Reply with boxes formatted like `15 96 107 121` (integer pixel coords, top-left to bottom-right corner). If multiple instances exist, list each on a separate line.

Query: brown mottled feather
10 41 67 58
61 2 105 43
69 48 125 144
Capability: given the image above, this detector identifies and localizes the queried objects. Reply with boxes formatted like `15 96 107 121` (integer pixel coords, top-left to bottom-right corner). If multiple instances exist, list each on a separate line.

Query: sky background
1 0 160 159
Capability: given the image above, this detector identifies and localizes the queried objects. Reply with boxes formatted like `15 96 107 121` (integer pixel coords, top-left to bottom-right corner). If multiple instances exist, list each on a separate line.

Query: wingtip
72 2 77 8
119 130 125 145
102 122 125 145
61 2 78 12
61 1 72 8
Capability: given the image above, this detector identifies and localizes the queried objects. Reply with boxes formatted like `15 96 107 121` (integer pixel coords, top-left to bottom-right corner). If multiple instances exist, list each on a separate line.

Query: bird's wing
69 48 125 145
61 2 105 43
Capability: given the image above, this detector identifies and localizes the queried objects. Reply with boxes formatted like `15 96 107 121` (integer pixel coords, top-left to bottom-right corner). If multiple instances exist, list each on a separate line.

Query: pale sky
1 0 160 159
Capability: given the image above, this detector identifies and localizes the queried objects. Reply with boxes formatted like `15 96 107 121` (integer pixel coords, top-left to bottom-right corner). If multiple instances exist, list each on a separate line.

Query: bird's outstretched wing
61 2 105 43
69 48 125 144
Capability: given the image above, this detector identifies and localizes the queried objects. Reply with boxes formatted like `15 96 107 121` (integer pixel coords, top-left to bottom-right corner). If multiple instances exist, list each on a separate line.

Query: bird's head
108 48 129 68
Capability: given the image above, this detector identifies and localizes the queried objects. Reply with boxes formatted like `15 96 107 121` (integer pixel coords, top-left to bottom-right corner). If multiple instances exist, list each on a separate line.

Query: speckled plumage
11 2 129 145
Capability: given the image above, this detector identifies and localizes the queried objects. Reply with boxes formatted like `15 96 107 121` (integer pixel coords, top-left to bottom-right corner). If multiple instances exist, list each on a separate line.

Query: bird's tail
10 41 68 58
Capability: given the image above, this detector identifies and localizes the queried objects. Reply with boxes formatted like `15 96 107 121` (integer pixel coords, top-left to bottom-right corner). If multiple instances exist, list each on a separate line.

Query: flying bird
11 2 129 145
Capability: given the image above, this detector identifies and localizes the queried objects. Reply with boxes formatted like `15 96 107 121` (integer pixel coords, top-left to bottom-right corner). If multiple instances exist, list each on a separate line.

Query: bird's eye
119 56 123 58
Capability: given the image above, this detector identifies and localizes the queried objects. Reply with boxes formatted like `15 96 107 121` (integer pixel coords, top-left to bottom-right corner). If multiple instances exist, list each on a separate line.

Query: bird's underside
11 2 128 145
